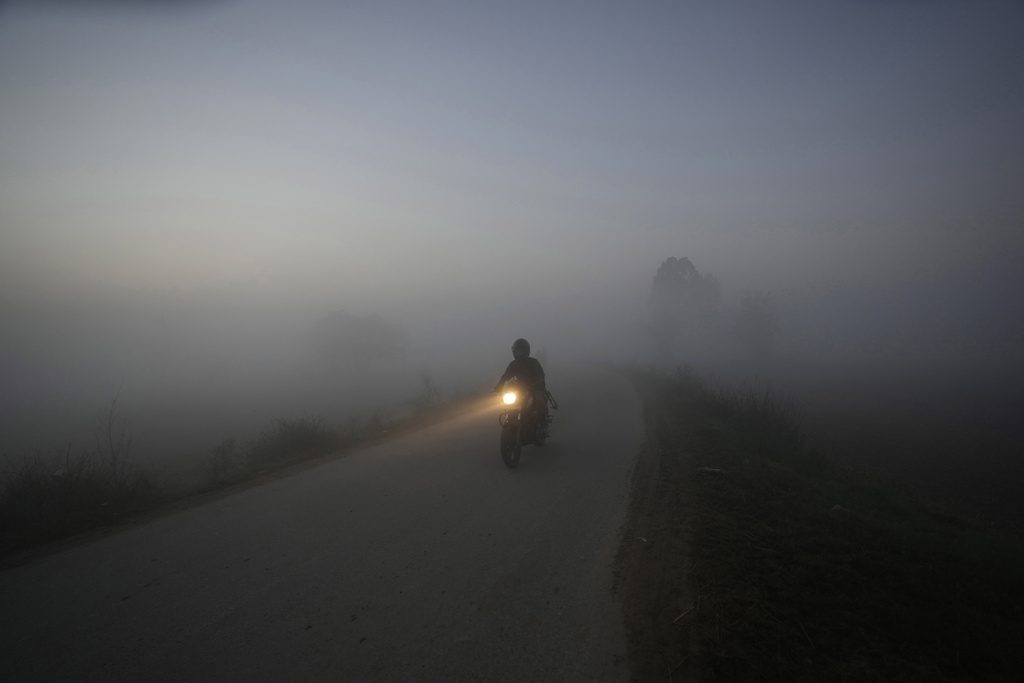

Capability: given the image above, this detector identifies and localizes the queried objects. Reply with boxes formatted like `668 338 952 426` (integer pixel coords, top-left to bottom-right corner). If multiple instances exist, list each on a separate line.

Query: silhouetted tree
648 256 721 362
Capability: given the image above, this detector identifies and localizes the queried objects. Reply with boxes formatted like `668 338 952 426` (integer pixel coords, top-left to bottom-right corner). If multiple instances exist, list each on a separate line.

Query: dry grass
624 367 1024 681
0 399 156 554
1 386 481 557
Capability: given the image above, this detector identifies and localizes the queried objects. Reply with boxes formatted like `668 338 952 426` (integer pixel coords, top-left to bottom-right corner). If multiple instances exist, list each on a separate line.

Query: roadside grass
624 368 1024 681
206 416 357 486
204 392 479 489
247 416 346 469
1 389 483 558
0 400 158 555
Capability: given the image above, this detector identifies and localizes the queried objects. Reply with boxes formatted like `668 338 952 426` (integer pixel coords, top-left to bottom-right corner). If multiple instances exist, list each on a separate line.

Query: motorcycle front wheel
500 426 521 469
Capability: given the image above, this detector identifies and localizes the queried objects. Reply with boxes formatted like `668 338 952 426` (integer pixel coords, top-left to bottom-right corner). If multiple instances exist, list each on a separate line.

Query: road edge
613 372 697 681
0 395 487 570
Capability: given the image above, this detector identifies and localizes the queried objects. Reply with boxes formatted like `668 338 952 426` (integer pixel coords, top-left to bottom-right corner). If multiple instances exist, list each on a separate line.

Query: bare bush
247 417 344 469
0 398 154 553
207 438 247 486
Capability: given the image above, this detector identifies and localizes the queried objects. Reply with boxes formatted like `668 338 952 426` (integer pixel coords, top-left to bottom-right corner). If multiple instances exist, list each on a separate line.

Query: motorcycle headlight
502 391 517 405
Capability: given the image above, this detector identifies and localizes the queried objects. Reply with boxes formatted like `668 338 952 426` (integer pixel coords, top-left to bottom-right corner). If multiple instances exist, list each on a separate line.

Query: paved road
1 365 642 682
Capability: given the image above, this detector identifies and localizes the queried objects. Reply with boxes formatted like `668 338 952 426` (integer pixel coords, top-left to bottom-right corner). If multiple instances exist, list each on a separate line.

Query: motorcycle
497 381 558 469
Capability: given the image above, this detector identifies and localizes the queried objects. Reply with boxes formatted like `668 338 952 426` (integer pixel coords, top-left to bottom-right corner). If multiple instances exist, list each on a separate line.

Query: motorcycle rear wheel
500 427 521 469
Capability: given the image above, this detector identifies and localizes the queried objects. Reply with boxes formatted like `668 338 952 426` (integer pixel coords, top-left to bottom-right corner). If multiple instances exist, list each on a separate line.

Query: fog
2 1 1022 508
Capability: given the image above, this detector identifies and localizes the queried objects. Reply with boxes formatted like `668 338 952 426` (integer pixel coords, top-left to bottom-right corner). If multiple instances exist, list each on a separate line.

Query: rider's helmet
512 338 531 360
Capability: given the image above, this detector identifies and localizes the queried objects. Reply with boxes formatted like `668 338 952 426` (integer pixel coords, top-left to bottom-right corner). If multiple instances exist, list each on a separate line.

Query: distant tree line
648 256 777 365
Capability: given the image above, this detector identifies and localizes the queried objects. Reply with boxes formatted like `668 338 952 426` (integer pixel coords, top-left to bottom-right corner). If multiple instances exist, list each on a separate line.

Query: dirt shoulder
615 373 700 681
616 369 1024 681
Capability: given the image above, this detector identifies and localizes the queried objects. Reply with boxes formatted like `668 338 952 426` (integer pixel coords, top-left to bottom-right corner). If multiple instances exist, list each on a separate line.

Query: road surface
0 366 642 682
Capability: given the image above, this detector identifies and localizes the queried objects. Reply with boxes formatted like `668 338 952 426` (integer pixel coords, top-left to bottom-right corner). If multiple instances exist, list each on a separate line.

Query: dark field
619 367 1024 681
788 359 1024 532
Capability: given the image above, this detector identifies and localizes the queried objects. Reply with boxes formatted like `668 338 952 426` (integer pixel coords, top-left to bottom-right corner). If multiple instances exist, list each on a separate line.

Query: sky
1 0 1022 344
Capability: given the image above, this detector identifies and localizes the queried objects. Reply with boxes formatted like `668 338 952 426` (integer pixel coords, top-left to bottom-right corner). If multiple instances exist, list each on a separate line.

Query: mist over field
2 1 1022 513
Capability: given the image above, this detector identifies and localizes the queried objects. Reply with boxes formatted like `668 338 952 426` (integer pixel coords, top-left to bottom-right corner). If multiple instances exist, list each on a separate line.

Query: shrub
207 437 247 486
247 417 344 469
0 400 155 552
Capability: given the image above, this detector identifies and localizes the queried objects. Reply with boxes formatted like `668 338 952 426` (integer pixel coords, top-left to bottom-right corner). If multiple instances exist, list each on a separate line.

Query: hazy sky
2 0 1022 313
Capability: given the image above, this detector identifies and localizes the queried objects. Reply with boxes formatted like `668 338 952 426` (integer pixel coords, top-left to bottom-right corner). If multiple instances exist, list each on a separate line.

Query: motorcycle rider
493 338 548 431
